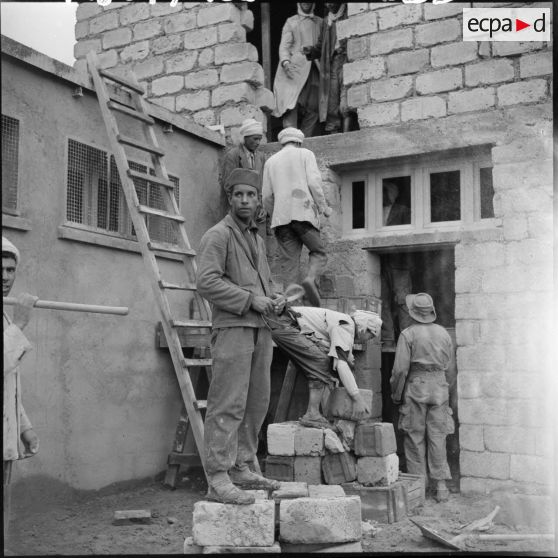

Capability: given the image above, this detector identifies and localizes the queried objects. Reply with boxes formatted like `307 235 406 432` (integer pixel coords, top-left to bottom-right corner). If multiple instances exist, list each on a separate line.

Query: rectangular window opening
352 180 365 229
2 115 20 213
479 167 495 219
430 170 461 222
382 176 411 226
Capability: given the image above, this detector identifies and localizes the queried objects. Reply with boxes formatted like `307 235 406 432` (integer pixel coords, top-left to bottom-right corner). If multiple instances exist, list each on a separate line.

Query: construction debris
112 509 152 525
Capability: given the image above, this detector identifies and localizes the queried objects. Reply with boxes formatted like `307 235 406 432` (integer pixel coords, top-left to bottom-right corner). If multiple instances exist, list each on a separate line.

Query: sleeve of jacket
3 323 32 377
262 161 274 218
196 228 252 315
306 20 324 60
220 147 239 192
279 18 295 63
390 331 412 401
20 404 32 434
304 150 327 214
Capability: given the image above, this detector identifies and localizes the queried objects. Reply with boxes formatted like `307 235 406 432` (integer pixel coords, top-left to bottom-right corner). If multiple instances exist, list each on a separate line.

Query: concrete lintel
0 35 225 147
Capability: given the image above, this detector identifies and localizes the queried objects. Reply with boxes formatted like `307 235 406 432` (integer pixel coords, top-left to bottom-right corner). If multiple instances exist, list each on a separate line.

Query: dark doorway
379 247 460 489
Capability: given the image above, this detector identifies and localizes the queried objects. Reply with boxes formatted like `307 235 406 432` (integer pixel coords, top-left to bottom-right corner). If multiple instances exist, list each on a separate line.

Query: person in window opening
265 288 381 429
221 118 268 231
262 127 332 306
383 181 410 226
3 237 39 548
196 168 283 505
303 3 357 134
272 3 322 138
390 293 456 503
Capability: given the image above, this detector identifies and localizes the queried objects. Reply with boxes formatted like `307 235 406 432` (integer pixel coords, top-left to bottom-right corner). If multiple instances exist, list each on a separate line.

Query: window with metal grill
66 139 180 244
2 115 20 214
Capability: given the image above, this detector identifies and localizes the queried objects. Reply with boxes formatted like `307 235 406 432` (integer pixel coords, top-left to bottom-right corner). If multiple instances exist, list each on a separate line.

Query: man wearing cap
390 293 455 503
265 298 381 428
197 168 283 504
3 236 39 543
262 127 332 304
272 3 322 137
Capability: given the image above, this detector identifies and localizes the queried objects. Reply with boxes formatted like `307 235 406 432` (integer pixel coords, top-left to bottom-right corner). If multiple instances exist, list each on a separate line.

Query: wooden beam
261 4 271 90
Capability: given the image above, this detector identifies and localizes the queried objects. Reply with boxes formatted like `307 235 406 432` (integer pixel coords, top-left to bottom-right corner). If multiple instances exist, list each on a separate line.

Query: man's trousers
398 370 454 481
204 327 273 476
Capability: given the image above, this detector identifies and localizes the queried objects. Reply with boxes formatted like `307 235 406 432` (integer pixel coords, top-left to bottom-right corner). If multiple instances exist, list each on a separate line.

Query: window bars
2 114 20 213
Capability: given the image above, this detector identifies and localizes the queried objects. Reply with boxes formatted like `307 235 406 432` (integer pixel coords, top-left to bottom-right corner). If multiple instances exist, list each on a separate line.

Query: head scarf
239 118 263 140
278 127 304 145
297 3 316 18
2 236 20 266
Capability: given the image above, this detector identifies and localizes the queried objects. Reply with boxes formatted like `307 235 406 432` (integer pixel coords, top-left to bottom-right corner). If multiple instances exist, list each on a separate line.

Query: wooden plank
171 319 212 328
137 204 185 222
147 241 196 257
100 68 144 93
113 510 152 525
183 358 212 367
273 361 298 423
117 134 165 156
261 4 271 90
156 323 211 349
167 452 203 467
158 280 196 291
127 168 174 189
163 406 190 489
108 101 154 124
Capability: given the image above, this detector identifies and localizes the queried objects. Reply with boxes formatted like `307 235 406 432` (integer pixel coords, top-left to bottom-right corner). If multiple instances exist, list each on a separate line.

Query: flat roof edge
1 35 225 147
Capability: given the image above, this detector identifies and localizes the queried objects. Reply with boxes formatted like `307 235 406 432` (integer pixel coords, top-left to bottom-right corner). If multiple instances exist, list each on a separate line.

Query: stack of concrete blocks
185 485 363 553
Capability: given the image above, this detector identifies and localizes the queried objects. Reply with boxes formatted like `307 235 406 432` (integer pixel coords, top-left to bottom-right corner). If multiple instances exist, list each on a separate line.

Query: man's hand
13 293 38 330
332 357 339 371
21 429 39 456
283 61 295 79
271 294 286 315
251 296 275 315
351 392 370 421
391 394 402 406
322 206 333 218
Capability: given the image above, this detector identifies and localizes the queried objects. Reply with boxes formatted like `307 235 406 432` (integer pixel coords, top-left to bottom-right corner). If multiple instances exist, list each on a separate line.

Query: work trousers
381 264 413 344
274 220 326 289
283 64 320 138
398 371 454 481
4 461 13 547
204 327 273 476
324 51 349 133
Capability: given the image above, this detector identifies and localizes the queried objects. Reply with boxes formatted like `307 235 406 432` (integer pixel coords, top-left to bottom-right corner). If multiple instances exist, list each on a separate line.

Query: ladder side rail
87 52 207 471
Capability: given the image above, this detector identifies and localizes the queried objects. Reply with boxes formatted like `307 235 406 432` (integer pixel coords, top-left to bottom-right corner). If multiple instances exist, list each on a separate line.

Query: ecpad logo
463 8 550 41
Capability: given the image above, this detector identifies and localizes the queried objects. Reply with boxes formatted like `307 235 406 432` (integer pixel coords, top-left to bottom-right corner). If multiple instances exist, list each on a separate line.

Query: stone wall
74 1 273 142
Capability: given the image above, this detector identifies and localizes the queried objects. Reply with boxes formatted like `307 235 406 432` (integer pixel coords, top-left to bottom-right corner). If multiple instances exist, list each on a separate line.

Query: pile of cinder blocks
185 483 363 554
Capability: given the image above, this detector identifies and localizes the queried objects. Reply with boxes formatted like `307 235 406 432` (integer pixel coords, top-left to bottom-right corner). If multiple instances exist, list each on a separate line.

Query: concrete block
198 3 241 27
369 28 413 56
448 88 495 114
132 20 162 41
76 2 102 21
281 541 363 553
279 497 362 544
510 454 552 484
240 7 254 31
497 79 548 107
401 96 446 121
294 425 325 456
387 49 429 76
184 69 219 90
520 51 552 78
346 84 369 108
355 423 396 457
74 39 102 59
192 109 216 127
219 106 264 127
152 75 184 96
460 450 510 480
119 3 151 26
150 96 175 112
152 34 183 55
308 484 346 499
322 452 357 484
132 57 164 80
165 52 198 74
218 23 246 44
215 43 258 65
150 2 183 16
347 37 368 61
75 21 89 41
416 19 461 46
203 542 281 554
255 87 275 112
459 424 484 452
342 481 407 523
212 83 255 107
267 422 299 456
357 454 399 486
163 13 196 34
294 456 323 484
337 11 378 40
184 536 203 554
220 62 264 87
102 28 132 49
465 59 514 87
358 103 400 127
272 482 308 501
176 90 210 112
183 28 218 50
431 41 478 67
265 455 295 482
120 41 150 63
484 426 536 455
192 500 275 547
244 489 269 500
97 50 118 70
343 58 384 85
424 2 467 20
378 4 422 31
333 419 356 451
113 509 152 525
327 388 373 421
493 41 544 57
89 12 119 34
369 76 412 102
347 3 369 17
416 68 462 94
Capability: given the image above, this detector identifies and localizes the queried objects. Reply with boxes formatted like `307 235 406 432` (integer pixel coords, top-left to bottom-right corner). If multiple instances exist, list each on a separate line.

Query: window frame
1 113 22 216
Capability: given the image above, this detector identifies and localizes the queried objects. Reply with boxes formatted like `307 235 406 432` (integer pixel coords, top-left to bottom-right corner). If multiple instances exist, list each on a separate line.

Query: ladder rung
171 319 212 328
108 101 154 124
183 358 212 367
167 452 202 466
194 400 207 411
117 134 165 156
159 280 197 291
100 69 145 94
147 241 196 257
137 205 184 222
127 169 175 189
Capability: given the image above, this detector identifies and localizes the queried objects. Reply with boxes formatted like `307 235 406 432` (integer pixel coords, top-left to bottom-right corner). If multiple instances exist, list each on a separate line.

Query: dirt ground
6 470 556 555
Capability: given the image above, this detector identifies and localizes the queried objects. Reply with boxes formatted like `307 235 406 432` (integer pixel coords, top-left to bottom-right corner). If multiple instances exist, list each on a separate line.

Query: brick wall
74 2 272 142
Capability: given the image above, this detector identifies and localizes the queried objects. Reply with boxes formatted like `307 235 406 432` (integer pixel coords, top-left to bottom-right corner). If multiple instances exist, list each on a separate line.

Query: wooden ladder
86 52 211 484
